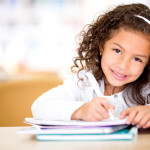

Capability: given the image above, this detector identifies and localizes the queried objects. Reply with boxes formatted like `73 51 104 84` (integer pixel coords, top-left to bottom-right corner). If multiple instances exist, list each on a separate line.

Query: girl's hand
120 105 150 128
71 97 114 121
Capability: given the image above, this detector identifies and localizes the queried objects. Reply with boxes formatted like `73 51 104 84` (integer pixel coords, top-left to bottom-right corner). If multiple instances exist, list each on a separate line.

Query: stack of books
17 117 137 141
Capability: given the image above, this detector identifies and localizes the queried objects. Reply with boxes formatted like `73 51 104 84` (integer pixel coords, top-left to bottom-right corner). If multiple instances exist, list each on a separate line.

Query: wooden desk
0 127 150 150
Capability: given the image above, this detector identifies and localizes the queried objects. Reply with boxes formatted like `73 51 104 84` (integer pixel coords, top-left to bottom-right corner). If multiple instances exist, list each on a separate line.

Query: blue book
36 126 137 141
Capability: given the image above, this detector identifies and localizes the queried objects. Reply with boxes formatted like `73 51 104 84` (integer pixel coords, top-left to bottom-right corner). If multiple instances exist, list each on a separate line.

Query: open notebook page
25 117 127 127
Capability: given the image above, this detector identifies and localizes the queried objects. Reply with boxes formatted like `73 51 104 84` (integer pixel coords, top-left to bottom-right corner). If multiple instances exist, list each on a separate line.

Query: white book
25 117 127 127
17 125 128 134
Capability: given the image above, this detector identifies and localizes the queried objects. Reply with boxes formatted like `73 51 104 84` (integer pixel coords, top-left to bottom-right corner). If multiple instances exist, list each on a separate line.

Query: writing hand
71 97 114 121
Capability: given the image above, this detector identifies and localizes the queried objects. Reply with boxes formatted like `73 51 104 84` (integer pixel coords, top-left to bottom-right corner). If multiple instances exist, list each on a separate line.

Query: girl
31 3 150 128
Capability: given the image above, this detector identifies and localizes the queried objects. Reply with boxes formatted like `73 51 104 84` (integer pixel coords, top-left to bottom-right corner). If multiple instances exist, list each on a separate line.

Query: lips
111 70 128 80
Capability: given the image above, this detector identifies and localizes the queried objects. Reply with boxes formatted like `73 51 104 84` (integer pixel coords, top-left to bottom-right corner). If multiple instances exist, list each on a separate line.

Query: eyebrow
112 42 148 59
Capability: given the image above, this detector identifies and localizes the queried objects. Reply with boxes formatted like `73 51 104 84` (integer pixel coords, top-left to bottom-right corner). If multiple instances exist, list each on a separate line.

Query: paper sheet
25 117 127 127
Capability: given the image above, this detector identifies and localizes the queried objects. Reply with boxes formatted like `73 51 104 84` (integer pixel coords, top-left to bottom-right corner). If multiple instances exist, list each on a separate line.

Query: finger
93 110 104 121
109 104 115 113
143 120 150 129
137 117 149 128
137 113 150 128
127 110 138 125
98 98 110 111
132 112 145 126
120 108 130 119
96 105 109 119
83 111 101 122
85 109 103 121
85 104 105 121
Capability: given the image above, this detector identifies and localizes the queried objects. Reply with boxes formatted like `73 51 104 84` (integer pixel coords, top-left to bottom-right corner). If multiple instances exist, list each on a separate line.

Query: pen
86 72 115 120
108 110 114 120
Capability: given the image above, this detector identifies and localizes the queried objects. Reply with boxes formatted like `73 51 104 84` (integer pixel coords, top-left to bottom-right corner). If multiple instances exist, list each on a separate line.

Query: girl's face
101 28 150 88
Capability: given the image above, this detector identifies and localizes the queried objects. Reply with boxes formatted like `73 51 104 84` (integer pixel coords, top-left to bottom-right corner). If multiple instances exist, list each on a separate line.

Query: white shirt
31 71 148 121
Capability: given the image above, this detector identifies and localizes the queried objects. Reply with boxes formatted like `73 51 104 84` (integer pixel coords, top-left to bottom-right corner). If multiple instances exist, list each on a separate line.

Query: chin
107 79 127 87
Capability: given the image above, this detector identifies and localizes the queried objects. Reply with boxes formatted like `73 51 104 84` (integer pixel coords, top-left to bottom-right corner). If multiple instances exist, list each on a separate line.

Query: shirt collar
98 78 123 97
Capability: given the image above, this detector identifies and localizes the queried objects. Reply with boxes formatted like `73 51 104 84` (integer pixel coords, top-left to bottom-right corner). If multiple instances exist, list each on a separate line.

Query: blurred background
0 0 149 80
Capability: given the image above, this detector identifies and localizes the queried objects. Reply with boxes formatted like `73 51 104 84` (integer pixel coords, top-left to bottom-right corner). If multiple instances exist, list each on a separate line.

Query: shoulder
64 70 90 85
64 69 104 90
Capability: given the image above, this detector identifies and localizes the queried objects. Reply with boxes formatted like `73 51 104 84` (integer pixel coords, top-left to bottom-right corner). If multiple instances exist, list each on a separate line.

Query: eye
113 49 122 54
133 57 142 62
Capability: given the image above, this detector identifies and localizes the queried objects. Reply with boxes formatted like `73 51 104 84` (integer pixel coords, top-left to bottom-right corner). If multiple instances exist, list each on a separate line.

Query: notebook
17 124 128 134
25 117 127 126
35 126 137 141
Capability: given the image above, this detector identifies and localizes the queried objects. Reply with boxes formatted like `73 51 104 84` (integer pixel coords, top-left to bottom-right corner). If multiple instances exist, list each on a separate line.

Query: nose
118 57 130 70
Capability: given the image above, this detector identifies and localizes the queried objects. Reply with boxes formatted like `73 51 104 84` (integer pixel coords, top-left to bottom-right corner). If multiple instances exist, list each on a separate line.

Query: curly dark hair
71 3 150 106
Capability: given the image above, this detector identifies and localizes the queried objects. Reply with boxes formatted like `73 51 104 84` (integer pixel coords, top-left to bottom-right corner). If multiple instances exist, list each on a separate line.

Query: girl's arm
31 73 92 121
31 71 114 122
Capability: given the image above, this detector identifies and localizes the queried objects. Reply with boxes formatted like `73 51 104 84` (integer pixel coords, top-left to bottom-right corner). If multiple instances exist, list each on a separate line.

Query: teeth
113 71 126 77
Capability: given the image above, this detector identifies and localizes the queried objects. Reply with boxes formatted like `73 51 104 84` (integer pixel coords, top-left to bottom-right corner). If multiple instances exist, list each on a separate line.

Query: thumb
120 108 130 119
109 104 115 113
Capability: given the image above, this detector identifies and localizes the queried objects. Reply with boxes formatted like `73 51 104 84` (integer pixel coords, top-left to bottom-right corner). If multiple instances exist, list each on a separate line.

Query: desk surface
0 127 150 150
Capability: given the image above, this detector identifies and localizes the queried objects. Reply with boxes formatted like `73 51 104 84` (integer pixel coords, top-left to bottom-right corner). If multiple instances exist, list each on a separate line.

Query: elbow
31 101 40 119
31 99 45 120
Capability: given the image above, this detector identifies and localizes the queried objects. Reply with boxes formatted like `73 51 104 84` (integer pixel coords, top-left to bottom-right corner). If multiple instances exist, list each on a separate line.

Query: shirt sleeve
31 74 87 121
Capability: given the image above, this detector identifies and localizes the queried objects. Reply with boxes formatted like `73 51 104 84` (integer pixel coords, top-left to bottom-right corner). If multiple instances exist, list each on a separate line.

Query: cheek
131 65 144 78
101 54 114 67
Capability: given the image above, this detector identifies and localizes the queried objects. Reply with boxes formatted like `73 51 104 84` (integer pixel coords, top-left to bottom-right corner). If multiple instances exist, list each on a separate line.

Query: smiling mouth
111 70 128 80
